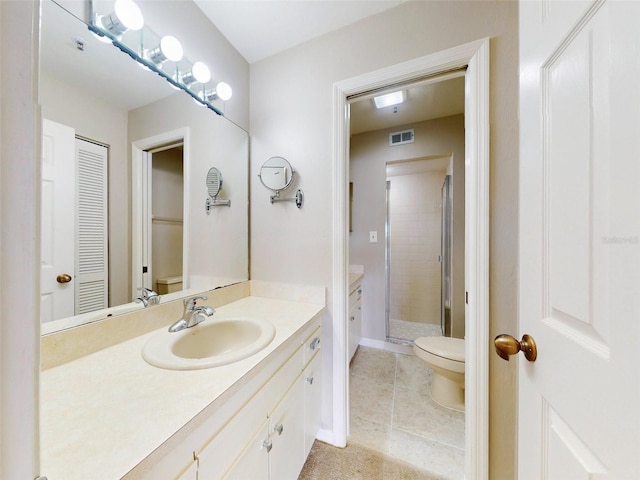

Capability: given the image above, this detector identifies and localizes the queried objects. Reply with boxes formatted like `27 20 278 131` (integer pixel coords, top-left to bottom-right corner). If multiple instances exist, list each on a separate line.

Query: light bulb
192 62 211 83
145 35 183 66
176 62 210 87
114 0 144 31
215 82 232 101
98 0 144 37
160 36 183 62
199 82 233 103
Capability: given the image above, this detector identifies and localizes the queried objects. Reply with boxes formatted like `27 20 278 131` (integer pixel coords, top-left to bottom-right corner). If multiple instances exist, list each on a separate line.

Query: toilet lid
414 337 465 362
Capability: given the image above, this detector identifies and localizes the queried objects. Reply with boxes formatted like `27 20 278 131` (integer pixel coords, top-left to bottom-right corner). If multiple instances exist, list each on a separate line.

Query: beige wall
350 115 466 342
250 1 519 477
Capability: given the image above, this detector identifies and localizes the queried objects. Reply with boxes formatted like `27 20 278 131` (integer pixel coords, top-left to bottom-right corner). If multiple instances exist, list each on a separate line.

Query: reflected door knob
56 273 72 283
494 334 537 362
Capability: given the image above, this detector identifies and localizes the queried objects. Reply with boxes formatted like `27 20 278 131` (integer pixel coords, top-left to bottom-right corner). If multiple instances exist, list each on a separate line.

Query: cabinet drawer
196 347 303 479
349 284 362 309
302 327 321 367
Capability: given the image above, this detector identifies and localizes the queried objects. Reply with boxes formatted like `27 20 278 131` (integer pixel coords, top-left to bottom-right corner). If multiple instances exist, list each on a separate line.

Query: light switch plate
369 231 378 243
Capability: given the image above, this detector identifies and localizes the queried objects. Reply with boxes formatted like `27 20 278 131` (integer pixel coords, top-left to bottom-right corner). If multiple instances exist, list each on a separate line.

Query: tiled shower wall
388 170 445 325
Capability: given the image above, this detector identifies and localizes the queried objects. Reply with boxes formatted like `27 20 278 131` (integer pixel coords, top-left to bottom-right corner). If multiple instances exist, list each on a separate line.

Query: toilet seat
414 337 465 373
415 336 465 360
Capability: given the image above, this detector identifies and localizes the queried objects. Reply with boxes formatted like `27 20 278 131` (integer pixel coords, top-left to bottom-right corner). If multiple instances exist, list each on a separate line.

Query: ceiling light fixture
97 0 144 37
373 90 405 109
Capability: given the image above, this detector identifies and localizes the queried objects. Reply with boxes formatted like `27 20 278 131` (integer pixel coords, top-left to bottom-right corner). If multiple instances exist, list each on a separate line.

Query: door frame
131 127 190 299
330 38 490 478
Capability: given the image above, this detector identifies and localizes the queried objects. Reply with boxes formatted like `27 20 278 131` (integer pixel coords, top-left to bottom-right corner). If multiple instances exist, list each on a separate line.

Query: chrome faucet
135 287 161 307
168 295 215 333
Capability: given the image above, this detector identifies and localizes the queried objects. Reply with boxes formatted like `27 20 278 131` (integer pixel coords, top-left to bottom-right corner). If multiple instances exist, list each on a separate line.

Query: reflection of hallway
388 319 442 343
349 347 464 479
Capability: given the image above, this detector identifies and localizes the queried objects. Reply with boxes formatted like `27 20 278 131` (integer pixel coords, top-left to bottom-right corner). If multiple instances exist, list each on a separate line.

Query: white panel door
518 0 640 477
40 119 75 322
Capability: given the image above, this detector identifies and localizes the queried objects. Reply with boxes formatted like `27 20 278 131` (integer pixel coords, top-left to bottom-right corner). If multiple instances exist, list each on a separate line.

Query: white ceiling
190 0 464 134
193 0 406 64
350 76 465 135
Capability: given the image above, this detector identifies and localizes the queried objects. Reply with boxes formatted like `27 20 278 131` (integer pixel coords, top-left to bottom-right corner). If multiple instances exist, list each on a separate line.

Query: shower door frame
384 162 452 344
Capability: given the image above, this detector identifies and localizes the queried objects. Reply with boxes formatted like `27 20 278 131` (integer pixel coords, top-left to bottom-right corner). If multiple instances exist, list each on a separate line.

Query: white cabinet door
518 0 640 477
348 287 362 360
304 353 322 457
269 374 305 480
224 421 269 480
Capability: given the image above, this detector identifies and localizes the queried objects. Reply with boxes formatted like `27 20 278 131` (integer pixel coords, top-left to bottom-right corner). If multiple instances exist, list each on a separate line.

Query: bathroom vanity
40 284 324 480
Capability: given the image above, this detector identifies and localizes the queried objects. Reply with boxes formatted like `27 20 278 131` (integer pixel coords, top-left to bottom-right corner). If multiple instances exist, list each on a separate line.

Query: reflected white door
519 0 640 477
40 119 75 322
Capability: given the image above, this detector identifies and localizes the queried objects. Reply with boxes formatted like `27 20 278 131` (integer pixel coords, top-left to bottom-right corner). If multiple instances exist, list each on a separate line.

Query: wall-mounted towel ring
206 167 230 213
258 156 304 208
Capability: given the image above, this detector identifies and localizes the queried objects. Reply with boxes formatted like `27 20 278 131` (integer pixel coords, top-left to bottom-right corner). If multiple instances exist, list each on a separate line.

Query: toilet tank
156 276 183 294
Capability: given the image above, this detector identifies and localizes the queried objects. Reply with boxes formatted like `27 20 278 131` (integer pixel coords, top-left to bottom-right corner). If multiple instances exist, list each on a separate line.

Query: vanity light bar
88 0 232 116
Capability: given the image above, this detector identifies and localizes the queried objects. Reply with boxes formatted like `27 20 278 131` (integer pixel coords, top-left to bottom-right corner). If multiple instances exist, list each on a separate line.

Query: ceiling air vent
389 129 414 146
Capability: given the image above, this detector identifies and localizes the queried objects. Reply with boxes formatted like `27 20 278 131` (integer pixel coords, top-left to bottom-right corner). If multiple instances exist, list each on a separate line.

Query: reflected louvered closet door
75 138 108 314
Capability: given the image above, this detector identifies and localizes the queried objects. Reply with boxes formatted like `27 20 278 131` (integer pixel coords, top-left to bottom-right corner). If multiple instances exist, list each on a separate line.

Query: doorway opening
132 127 190 300
331 39 490 479
347 73 466 474
146 143 184 296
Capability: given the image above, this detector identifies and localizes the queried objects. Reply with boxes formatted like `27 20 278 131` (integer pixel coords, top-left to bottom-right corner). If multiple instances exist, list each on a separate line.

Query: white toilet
413 336 465 411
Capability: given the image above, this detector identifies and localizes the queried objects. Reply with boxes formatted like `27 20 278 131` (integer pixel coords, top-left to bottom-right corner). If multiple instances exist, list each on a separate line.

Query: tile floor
388 319 442 343
348 346 464 479
298 439 442 480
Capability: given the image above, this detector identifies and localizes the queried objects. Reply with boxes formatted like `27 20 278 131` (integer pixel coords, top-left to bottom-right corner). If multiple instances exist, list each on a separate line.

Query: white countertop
40 296 324 480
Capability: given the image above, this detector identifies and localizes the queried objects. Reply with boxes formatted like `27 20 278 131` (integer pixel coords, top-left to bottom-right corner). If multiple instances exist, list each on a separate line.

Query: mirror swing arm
258 156 304 209
270 189 304 208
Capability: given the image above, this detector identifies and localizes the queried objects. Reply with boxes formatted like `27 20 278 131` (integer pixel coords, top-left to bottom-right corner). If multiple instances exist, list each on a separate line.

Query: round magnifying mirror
207 167 223 198
258 156 294 192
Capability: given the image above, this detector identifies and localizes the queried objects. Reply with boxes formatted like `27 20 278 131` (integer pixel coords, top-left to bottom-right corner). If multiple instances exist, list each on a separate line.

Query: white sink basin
142 317 276 370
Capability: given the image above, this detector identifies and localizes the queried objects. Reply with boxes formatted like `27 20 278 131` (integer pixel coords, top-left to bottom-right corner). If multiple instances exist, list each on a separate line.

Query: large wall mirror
40 0 249 334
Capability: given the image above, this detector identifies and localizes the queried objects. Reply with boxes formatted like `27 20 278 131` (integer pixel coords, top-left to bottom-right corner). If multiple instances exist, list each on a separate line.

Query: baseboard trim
358 337 414 355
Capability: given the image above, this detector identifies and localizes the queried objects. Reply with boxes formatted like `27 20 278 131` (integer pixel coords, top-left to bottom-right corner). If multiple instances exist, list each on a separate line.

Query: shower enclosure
385 159 452 343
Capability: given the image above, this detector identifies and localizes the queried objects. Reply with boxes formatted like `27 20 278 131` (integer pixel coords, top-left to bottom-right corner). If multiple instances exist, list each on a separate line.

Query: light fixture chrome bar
87 23 224 116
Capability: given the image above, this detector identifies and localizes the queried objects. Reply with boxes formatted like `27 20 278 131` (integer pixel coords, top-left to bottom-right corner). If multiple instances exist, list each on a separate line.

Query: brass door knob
494 334 537 362
56 273 72 284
